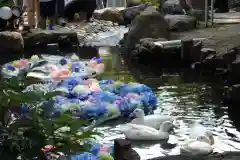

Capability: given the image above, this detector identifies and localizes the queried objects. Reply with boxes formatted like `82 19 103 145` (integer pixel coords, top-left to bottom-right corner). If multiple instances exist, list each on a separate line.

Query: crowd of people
12 0 67 30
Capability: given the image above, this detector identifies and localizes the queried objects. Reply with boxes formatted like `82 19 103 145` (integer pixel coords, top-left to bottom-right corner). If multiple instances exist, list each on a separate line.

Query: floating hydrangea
30 55 40 62
97 152 113 160
71 152 97 160
71 54 80 62
7 64 15 71
60 58 67 65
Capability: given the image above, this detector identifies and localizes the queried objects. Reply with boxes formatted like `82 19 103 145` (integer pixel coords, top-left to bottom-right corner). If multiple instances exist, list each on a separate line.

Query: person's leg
56 0 67 26
85 0 97 22
35 0 40 28
56 0 65 17
215 0 229 13
47 0 56 29
39 1 47 29
27 0 35 27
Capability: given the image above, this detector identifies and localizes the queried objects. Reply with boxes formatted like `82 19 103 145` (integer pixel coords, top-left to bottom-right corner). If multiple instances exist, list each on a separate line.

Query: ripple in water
98 56 240 159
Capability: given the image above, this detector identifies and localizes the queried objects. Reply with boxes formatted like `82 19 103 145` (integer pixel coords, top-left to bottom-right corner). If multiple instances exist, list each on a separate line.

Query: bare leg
48 17 55 27
35 0 40 28
86 10 94 22
27 0 36 27
39 16 46 29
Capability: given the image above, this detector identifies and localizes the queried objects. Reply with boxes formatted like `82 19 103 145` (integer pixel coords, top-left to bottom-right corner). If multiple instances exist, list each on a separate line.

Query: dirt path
172 23 240 54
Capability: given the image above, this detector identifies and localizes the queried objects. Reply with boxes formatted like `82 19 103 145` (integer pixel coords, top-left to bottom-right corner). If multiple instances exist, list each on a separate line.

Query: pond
97 47 240 159
3 46 240 160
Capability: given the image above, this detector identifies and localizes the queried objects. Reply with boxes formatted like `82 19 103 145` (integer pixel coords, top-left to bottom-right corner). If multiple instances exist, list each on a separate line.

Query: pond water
97 47 240 159
3 46 240 160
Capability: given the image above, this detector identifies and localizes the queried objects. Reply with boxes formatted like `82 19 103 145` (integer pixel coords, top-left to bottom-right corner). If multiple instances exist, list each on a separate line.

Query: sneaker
48 26 56 30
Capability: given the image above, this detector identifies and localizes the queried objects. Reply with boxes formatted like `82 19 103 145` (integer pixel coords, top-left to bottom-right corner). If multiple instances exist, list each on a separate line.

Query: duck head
160 121 177 132
196 135 212 145
129 108 145 119
204 131 214 145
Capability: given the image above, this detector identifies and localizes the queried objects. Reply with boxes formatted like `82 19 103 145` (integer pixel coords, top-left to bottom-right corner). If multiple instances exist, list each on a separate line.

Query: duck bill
172 124 178 129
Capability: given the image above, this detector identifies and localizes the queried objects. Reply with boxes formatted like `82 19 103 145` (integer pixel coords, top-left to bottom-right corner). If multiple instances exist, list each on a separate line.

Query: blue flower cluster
45 77 157 120
71 141 114 160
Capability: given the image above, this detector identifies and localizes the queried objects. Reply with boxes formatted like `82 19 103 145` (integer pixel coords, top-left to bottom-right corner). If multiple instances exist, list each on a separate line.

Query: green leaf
43 91 62 100
70 120 89 133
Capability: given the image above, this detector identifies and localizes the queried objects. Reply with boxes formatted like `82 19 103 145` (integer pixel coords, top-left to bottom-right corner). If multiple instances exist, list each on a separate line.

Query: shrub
0 77 99 159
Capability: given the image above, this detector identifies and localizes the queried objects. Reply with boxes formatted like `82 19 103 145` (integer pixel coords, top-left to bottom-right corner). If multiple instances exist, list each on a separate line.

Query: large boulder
23 28 78 50
162 0 184 14
0 31 23 53
99 9 124 24
0 32 23 62
123 3 150 24
164 14 196 31
122 6 170 55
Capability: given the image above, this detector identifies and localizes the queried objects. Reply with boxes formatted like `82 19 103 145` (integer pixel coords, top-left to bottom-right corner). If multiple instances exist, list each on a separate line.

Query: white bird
180 131 215 156
189 121 209 139
130 108 177 129
119 121 176 141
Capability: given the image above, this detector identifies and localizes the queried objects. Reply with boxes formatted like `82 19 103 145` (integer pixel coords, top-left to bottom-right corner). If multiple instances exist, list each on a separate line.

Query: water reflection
97 47 240 159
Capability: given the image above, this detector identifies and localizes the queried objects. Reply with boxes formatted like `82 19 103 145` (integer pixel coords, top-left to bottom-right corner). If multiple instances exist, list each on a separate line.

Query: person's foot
57 17 67 26
48 26 56 30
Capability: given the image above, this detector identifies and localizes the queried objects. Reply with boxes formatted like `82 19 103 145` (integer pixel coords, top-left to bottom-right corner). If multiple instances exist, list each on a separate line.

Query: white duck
189 121 208 139
119 121 176 141
130 108 177 129
180 131 214 156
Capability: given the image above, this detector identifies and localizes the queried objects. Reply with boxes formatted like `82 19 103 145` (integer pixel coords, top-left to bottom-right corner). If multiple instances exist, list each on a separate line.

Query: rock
123 4 150 24
162 0 184 14
231 55 240 81
99 9 124 25
132 38 167 56
187 9 205 21
23 28 79 50
127 0 142 7
200 48 237 71
0 32 24 63
114 139 140 160
200 48 216 62
122 6 170 55
164 14 196 31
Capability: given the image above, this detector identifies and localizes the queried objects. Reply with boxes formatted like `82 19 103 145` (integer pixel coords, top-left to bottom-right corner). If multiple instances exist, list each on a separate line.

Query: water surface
97 47 240 160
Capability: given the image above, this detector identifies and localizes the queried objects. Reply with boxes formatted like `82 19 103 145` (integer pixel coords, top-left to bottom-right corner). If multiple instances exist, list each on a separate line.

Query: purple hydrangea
7 64 15 71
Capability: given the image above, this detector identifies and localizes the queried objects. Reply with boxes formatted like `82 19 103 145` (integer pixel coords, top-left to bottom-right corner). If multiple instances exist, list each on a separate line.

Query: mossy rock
127 0 142 7
99 9 124 25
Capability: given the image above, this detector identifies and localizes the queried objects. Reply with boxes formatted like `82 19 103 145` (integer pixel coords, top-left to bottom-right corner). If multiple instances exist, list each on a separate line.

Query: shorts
40 0 56 18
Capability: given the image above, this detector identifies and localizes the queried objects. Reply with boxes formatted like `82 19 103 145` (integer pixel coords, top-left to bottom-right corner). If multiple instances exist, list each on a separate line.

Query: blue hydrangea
71 152 97 160
7 64 15 71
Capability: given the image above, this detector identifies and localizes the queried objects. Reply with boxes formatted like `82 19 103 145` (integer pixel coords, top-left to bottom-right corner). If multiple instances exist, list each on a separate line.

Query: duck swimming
180 131 214 156
130 108 177 129
119 121 176 141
